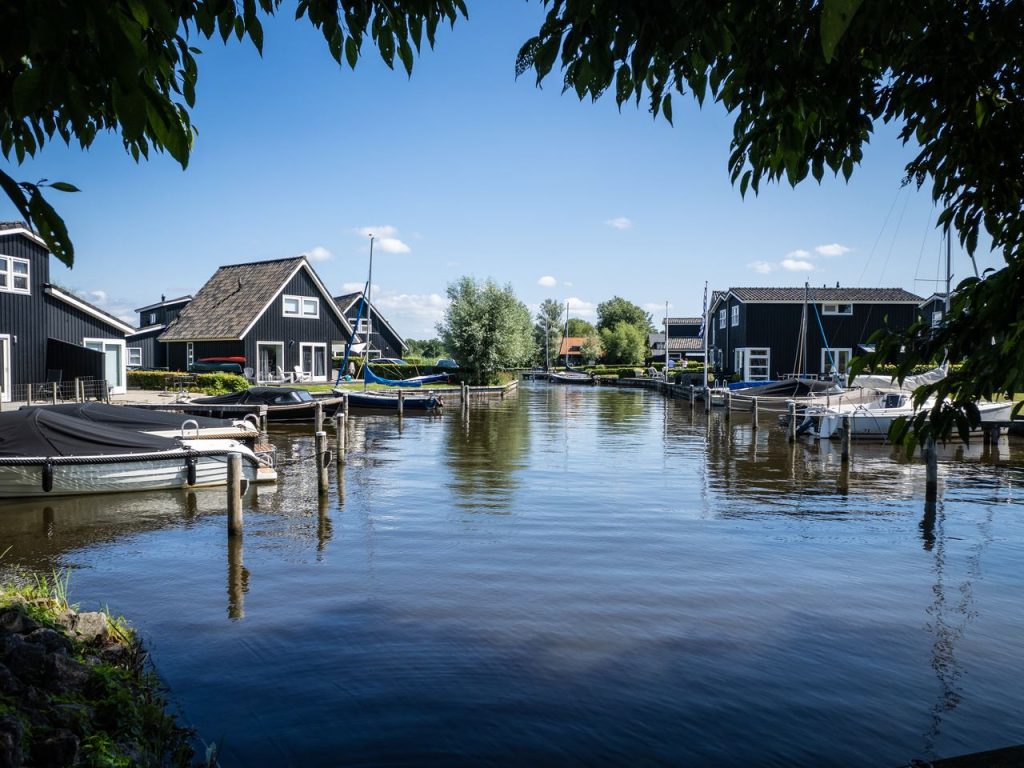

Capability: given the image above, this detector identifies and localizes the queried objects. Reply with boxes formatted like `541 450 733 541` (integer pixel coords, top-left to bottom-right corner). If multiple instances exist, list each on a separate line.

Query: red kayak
199 356 247 365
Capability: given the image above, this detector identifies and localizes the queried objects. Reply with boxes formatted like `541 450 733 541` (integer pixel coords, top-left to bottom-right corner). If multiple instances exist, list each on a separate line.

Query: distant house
127 294 192 369
0 222 134 399
558 336 586 365
332 292 407 360
707 286 924 381
918 293 949 329
650 317 704 363
159 256 351 382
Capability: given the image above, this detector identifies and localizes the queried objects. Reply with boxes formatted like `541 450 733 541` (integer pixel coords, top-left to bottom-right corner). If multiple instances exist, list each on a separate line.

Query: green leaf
820 0 864 62
48 182 80 193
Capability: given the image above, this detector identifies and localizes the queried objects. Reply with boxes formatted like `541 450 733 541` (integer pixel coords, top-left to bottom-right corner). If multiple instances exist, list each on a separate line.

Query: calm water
2 383 1024 766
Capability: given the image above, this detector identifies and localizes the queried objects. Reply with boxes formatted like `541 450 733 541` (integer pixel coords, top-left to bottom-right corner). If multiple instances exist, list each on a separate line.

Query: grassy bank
0 569 203 767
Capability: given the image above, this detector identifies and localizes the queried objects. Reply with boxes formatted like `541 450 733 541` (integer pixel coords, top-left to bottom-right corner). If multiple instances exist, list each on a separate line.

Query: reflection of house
0 222 134 400
159 256 350 382
707 286 923 381
558 336 585 365
127 295 192 369
650 317 704 362
332 292 406 360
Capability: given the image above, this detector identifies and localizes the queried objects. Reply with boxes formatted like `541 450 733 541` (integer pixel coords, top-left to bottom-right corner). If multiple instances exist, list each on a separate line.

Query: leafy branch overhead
0 0 468 267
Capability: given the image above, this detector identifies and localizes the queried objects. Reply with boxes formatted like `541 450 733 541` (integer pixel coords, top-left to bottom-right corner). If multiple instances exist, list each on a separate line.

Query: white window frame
0 333 10 402
735 347 771 381
356 318 369 334
149 312 157 325
730 305 739 327
0 255 31 294
283 294 319 318
821 347 852 376
186 342 194 368
931 310 943 327
84 338 127 394
821 303 853 316
299 342 328 381
128 347 143 368
256 341 285 383
718 309 726 329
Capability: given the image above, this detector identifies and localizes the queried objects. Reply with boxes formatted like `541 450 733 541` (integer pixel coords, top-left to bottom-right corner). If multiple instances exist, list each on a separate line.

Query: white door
300 343 328 381
84 339 126 394
257 342 284 382
0 335 10 402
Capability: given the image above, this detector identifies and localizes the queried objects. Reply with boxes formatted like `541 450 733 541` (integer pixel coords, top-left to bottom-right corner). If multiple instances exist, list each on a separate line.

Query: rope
0 448 260 468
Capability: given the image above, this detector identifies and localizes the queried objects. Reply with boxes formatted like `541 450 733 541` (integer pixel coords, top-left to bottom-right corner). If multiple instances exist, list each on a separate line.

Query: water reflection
227 534 248 620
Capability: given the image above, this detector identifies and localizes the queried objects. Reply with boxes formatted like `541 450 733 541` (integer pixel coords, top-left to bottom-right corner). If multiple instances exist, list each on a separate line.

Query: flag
698 281 708 338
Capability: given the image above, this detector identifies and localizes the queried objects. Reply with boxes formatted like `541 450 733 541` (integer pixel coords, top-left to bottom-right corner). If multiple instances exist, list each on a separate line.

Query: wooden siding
343 305 404 359
127 327 166 369
46 338 104 383
46 295 127 345
137 300 190 329
166 340 245 372
0 232 52 390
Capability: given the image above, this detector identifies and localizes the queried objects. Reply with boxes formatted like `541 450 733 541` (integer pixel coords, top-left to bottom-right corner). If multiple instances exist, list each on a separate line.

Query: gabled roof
665 317 702 325
135 295 192 313
127 324 166 338
332 291 406 351
558 336 587 355
44 285 135 335
0 220 48 248
727 287 924 303
159 257 350 342
668 338 703 351
334 292 362 312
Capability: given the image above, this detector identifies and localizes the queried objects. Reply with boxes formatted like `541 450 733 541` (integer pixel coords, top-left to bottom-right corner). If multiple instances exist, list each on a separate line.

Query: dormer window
0 256 30 294
283 295 319 318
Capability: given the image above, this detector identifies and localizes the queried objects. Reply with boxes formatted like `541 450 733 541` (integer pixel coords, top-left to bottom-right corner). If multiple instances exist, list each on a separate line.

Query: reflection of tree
443 393 530 513
594 388 646 432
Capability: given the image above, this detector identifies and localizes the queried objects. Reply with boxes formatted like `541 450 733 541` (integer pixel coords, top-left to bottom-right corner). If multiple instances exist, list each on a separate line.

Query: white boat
26 402 260 441
0 409 274 499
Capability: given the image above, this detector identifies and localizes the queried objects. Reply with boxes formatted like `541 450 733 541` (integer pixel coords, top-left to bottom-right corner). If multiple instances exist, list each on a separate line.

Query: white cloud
538 275 557 287
74 288 135 325
747 261 776 274
781 258 816 272
355 225 411 254
786 249 811 260
341 281 365 293
815 243 851 257
372 290 448 338
565 296 597 319
563 281 574 288
605 217 633 230
305 246 332 262
644 302 671 315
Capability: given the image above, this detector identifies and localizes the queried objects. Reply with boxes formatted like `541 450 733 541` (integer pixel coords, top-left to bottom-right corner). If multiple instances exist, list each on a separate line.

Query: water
2 383 1024 766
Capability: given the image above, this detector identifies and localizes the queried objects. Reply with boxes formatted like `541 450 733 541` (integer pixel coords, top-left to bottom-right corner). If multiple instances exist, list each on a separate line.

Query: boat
549 370 595 385
188 387 343 422
23 402 259 441
335 389 444 411
363 362 450 387
0 408 271 499
199 356 247 365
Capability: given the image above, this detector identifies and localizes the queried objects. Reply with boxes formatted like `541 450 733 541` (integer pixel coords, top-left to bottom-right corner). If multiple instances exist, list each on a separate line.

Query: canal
2 383 1023 766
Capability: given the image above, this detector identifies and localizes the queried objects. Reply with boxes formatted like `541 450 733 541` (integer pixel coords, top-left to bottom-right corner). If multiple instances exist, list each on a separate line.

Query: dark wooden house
650 317 704 363
159 256 351 382
126 294 192 369
332 292 407 360
918 293 949 330
0 222 134 400
707 286 923 381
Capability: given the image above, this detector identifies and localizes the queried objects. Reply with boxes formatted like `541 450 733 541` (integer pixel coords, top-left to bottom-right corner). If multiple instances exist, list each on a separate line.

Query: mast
702 281 709 390
801 281 809 378
664 301 669 373
364 234 374 392
945 228 952 316
564 300 570 366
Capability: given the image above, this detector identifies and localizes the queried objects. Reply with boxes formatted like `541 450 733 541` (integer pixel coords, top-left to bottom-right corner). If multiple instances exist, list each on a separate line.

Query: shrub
128 370 249 395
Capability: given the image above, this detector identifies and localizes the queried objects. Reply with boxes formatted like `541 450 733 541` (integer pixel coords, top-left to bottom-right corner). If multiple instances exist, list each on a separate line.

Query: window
821 347 852 376
735 347 771 381
0 256 30 294
300 343 328 380
128 347 142 367
718 309 726 329
149 312 157 325
931 310 943 327
821 303 853 316
356 318 369 334
283 295 319 318
186 342 194 367
730 305 739 327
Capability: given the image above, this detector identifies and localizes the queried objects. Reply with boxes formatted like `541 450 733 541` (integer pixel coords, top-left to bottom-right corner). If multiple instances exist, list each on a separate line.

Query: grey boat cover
0 408 179 459
21 403 234 432
194 387 315 405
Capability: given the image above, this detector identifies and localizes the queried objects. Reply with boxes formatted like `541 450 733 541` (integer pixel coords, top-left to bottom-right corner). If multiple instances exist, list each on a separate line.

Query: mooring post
752 397 759 430
26 388 32 407
788 401 797 443
724 390 732 421
924 436 938 501
258 406 268 441
398 389 404 418
315 430 329 493
462 383 468 413
342 391 349 417
335 412 346 464
705 384 711 413
315 402 324 434
689 384 695 412
841 415 851 464
227 452 243 536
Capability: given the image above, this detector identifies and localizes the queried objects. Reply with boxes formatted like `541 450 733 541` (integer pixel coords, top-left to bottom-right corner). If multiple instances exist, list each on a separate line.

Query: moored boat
549 371 595 385
335 389 443 411
188 387 343 421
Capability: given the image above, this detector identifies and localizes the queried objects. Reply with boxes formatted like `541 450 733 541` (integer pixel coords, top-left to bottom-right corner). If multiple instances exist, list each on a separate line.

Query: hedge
128 370 249 394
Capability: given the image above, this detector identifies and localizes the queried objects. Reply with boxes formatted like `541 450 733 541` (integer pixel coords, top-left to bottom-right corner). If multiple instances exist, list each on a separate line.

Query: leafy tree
405 338 445 358
596 296 653 334
0 0 468 266
534 298 564 368
599 321 646 365
516 0 1024 442
437 277 535 384
579 332 602 366
566 318 596 337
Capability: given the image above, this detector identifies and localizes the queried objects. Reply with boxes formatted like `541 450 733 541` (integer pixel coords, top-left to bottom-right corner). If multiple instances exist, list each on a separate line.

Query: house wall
166 340 245 372
126 328 166 369
343 305 404 359
137 300 190 329
0 231 51 394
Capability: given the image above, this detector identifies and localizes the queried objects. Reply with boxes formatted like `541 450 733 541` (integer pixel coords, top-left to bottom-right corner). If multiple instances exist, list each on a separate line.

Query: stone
46 654 90 694
0 663 20 696
32 728 79 767
25 627 73 655
71 612 109 645
0 714 23 768
4 641 47 686
0 609 39 636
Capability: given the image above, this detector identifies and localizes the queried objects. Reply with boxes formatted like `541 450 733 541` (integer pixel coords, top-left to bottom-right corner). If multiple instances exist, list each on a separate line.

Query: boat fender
42 460 54 493
795 414 815 436
185 455 197 486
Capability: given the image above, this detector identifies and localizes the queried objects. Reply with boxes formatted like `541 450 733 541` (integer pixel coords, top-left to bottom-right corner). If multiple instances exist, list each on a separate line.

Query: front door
257 342 284 382
300 343 327 381
0 335 10 402
84 339 126 394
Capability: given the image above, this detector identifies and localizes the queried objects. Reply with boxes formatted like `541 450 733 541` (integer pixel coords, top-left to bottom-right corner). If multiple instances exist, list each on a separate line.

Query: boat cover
194 387 315 405
22 403 234 432
0 409 179 459
364 364 449 388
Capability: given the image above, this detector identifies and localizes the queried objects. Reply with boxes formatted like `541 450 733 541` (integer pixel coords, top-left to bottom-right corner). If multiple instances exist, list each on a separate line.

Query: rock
71 612 109 645
0 609 39 636
4 641 47 686
25 627 73 655
45 654 90 694
0 714 23 768
0 663 21 696
32 728 79 767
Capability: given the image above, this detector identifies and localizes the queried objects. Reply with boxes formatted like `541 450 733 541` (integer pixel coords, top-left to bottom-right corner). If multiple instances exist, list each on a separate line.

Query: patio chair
243 366 256 384
292 365 311 383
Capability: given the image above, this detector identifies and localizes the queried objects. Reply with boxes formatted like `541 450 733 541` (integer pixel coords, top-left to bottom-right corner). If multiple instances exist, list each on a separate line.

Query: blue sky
2 3 1002 338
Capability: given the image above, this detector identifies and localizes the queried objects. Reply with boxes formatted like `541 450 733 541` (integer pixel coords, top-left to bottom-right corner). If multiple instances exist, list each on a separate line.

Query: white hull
812 399 1013 440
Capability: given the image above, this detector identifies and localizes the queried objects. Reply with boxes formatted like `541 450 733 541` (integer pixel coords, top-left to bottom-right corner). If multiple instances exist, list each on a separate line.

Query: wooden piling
342 391 349 416
26 389 32 407
724 390 731 421
315 402 324 434
51 382 58 404
258 406 268 441
227 452 243 536
689 385 695 412
398 389 404 418
788 401 797 443
751 397 759 430
315 430 329 493
924 436 938 501
841 415 851 464
335 412 346 464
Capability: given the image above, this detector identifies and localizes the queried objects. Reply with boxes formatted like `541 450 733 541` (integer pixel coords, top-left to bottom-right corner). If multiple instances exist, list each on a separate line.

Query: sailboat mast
564 300 569 366
365 234 374 392
945 229 952 316
801 281 809 378
664 301 669 373
702 281 708 390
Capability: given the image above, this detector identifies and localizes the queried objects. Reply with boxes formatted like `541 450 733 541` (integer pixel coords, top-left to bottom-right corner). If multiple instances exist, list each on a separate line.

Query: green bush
128 370 249 395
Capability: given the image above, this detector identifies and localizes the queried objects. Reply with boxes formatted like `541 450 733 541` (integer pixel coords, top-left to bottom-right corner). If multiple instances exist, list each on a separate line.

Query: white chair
292 365 311 383
243 366 256 383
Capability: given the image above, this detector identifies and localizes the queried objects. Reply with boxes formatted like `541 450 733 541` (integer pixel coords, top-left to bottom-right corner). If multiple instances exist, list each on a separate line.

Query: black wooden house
127 295 192 369
333 292 407 360
0 222 134 401
159 256 351 382
707 286 923 381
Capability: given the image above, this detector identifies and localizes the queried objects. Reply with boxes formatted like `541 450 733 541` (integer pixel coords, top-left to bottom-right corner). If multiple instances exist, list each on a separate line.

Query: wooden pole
704 383 711 413
924 436 938 501
751 397 758 430
342 391 349 416
315 430 329 494
788 401 797 443
258 406 268 441
398 389 404 418
724 390 731 421
335 412 346 464
841 415 851 463
26 388 32 407
314 402 324 434
227 452 243 536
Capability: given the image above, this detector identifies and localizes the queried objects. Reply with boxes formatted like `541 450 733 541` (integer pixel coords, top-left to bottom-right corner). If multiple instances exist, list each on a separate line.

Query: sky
1 3 1004 338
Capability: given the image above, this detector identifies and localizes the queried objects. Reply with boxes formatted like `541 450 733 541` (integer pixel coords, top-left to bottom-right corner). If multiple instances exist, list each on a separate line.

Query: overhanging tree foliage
516 0 1023 442
0 0 467 266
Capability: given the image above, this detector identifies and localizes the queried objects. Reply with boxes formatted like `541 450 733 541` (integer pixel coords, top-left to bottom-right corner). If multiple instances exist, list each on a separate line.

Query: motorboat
336 389 443 411
0 409 274 499
188 387 343 421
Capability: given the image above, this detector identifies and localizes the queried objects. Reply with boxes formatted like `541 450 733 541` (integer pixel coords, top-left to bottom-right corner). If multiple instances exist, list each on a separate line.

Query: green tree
437 277 535 384
405 338 445 358
516 0 1024 442
566 318 596 336
596 296 653 334
599 321 646 365
534 298 564 368
0 0 468 266
579 332 602 365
